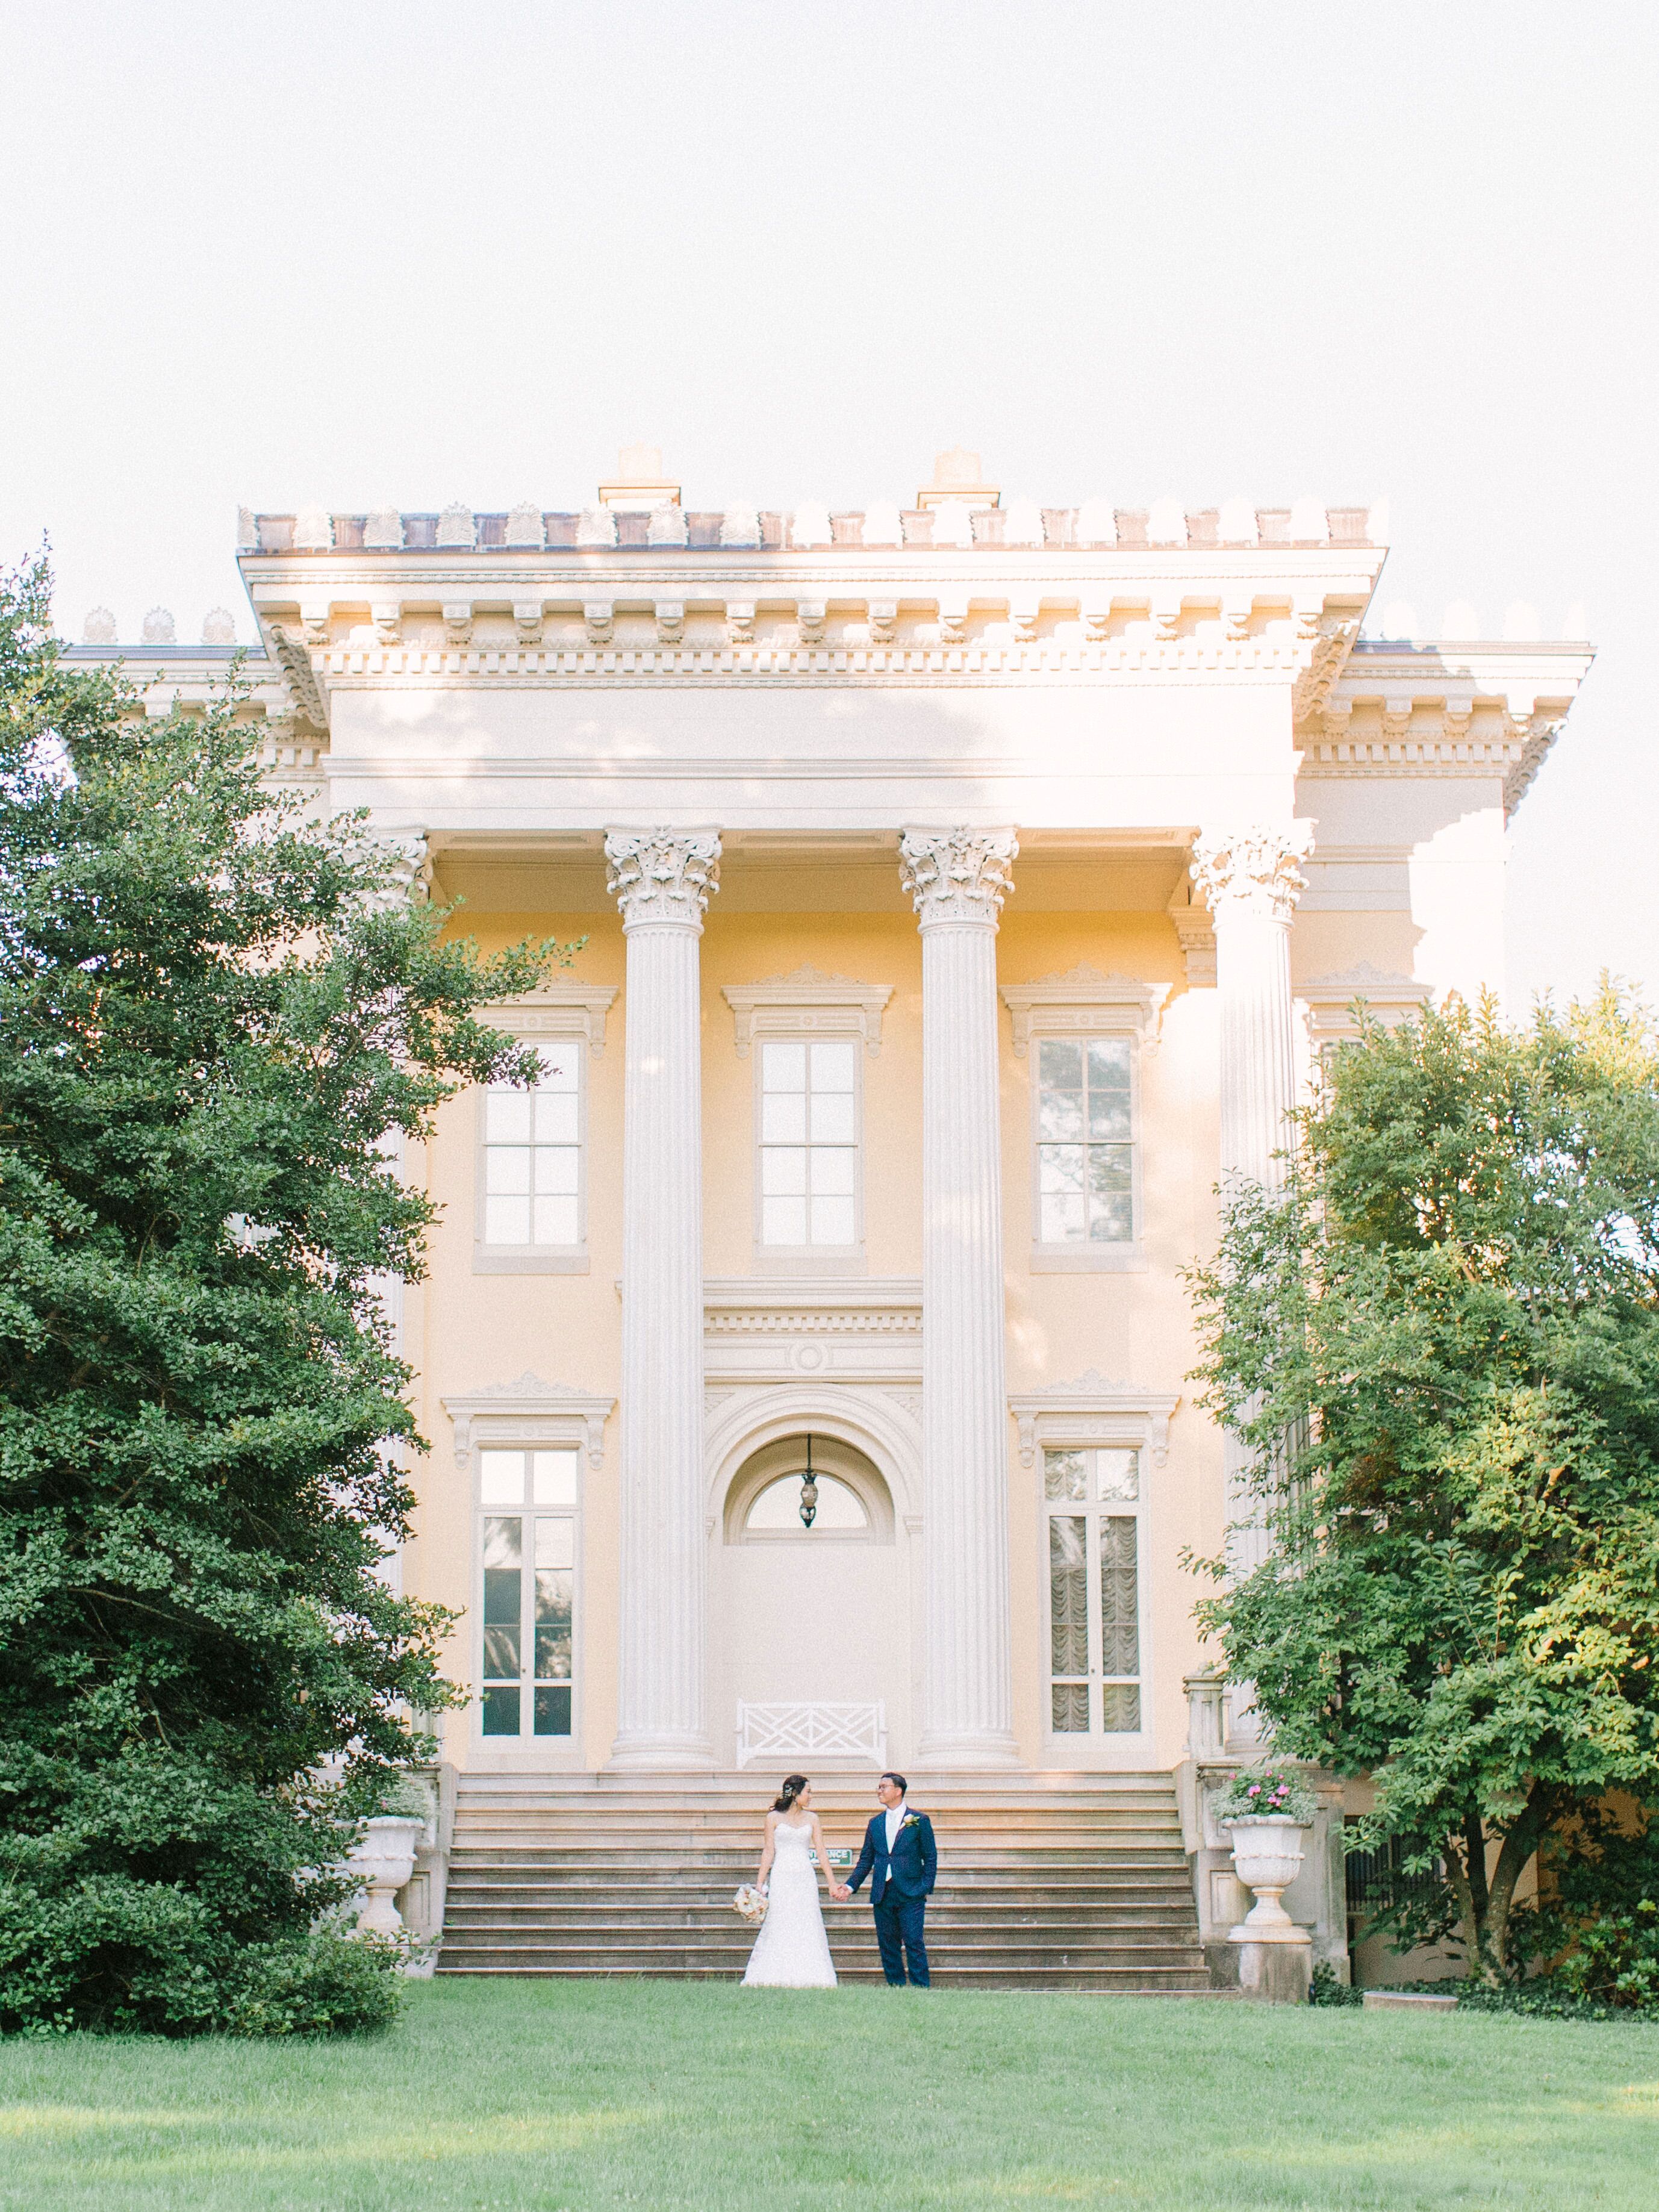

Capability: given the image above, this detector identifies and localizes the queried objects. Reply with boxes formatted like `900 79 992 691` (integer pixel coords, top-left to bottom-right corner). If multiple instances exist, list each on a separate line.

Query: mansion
74 450 1591 1980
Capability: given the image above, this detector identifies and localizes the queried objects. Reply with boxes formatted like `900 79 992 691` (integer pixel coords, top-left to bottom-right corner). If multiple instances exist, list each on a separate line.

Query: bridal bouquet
732 1884 768 1925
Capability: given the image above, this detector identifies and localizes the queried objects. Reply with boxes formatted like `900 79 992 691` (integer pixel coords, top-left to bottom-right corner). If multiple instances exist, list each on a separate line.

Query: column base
914 1727 1023 1770
605 1730 718 1774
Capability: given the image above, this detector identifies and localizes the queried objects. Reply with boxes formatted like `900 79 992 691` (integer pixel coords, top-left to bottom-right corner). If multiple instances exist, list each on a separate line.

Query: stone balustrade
240 500 1384 556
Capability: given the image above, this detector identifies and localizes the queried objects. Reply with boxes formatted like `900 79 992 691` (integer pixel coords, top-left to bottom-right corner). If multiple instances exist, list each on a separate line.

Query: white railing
735 1700 887 1769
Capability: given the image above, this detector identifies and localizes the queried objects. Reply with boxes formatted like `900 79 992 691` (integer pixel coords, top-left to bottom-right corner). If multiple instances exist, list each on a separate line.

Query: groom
838 1771 936 1987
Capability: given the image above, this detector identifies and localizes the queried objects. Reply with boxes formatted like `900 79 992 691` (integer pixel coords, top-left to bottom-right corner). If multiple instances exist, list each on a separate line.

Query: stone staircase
436 1772 1210 1991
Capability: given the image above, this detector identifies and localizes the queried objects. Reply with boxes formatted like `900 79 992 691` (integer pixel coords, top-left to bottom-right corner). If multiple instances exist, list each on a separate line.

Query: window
758 1037 858 1248
744 1472 870 1532
481 1053 581 1250
478 1447 580 1739
1044 1446 1144 1736
1035 1038 1134 1247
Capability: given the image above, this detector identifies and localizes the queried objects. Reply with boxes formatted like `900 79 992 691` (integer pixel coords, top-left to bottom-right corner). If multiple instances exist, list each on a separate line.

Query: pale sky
2 1 1653 1007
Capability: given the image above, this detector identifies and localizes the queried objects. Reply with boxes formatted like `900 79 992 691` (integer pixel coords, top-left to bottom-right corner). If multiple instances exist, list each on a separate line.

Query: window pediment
1000 966 1169 1058
1296 964 1431 1045
492 982 618 1056
1009 1371 1180 1469
722 966 893 1058
443 1373 615 1471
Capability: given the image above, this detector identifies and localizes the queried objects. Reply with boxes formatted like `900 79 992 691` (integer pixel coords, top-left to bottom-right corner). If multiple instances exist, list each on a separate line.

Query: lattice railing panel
735 1700 887 1768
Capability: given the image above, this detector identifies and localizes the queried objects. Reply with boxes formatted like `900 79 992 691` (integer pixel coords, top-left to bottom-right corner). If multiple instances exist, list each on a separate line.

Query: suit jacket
848 1807 936 1904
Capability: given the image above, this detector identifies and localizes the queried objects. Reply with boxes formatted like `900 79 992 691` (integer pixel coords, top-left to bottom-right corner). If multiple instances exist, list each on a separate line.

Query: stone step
444 1885 1195 1911
438 1946 1212 1982
453 1772 1178 1795
445 1904 1202 1931
442 1849 1194 1867
434 1962 1217 1991
449 1822 1185 1840
437 1770 1206 1989
453 1789 1182 1809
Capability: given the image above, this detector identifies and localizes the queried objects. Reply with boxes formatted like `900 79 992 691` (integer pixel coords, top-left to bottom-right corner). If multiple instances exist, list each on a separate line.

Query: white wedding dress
741 1818 837 1987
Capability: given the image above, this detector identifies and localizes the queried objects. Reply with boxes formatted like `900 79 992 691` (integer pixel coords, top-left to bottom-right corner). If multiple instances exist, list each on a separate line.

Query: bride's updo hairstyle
772 1774 810 1813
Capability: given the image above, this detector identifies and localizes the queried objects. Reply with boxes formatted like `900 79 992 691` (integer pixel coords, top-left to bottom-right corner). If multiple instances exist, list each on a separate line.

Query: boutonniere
900 1811 918 1829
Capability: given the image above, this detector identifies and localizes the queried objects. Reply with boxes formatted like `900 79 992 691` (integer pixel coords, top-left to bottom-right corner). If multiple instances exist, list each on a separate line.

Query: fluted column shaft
901 829 1020 1767
1192 823 1309 1581
605 829 721 1768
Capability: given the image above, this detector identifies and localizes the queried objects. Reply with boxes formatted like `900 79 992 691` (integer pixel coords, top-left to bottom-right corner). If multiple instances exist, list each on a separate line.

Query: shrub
1510 1807 1659 2013
0 551 565 2033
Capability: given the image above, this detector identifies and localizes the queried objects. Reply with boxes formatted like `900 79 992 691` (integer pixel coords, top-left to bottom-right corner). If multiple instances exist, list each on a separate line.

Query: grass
2 1982 1657 2211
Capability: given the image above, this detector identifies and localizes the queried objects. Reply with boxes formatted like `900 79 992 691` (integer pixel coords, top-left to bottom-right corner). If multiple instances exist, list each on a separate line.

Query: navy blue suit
848 1806 936 1986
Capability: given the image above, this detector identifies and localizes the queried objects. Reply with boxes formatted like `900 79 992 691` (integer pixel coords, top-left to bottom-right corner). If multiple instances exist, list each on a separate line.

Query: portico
93 454 1590 1800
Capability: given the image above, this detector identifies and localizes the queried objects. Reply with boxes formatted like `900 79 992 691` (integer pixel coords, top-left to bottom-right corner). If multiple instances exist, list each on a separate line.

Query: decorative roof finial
82 607 117 644
599 444 681 511
201 608 235 644
141 608 176 645
918 447 999 511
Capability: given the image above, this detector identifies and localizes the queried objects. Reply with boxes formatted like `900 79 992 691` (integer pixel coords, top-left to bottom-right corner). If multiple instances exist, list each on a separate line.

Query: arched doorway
711 1427 912 1769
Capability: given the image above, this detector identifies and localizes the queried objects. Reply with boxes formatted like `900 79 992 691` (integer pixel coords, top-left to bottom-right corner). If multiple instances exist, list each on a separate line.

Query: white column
900 828 1020 1768
1191 822 1310 1582
604 829 721 1769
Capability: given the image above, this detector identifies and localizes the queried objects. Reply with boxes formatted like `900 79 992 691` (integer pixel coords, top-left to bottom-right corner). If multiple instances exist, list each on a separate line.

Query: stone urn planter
347 1814 426 1936
1224 1813 1313 2002
1225 1815 1309 1935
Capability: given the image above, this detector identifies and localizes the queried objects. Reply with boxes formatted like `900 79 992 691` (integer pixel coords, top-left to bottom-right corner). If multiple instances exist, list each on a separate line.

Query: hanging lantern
798 1433 818 1529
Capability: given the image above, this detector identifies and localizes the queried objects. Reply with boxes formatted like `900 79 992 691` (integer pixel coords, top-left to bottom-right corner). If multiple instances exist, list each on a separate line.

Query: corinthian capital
1190 823 1312 924
899 829 1018 927
604 829 722 929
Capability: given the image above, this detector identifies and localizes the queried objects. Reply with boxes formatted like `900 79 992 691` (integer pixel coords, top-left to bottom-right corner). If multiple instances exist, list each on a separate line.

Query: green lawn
2 1983 1656 2211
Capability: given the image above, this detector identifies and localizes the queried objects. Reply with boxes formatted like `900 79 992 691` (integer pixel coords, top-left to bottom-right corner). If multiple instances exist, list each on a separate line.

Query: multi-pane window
1045 1447 1143 1736
744 1472 870 1534
1036 1038 1133 1245
482 1055 580 1248
758 1038 857 1247
478 1448 579 1739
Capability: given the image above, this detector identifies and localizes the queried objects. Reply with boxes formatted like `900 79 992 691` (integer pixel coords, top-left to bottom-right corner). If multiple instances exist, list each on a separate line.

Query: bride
740 1774 842 1988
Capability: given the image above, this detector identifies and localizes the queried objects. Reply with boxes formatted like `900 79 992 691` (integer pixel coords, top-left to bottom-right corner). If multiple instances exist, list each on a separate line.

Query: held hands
831 1883 853 1902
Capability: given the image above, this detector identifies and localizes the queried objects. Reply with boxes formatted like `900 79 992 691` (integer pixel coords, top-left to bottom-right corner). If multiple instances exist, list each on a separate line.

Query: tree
0 552 560 2031
1187 989 1659 1981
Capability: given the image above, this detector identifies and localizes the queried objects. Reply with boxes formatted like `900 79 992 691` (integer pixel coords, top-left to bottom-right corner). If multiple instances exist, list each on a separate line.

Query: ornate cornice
1190 823 1313 924
1307 643 1593 818
1302 702 1573 820
899 829 1017 926
1290 611 1360 724
603 829 721 929
275 631 1343 691
265 620 329 729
